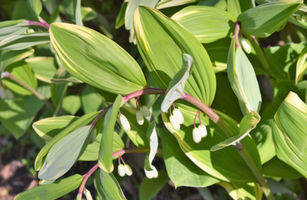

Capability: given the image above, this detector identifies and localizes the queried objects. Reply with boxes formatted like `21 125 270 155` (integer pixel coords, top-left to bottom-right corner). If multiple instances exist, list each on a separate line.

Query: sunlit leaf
227 0 254 18
95 169 127 200
0 48 34 71
0 32 50 50
134 6 216 106
62 95 81 115
26 57 58 83
272 91 307 178
98 95 122 173
50 23 146 95
219 182 262 200
171 6 235 43
15 174 83 200
296 45 307 84
238 0 302 37
0 20 28 41
211 110 260 151
38 125 92 180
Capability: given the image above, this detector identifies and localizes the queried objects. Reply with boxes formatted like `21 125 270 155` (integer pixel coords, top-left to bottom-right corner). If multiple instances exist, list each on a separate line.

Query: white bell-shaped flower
124 164 133 176
140 106 151 117
119 114 131 132
118 164 125 177
173 108 184 124
136 110 144 125
144 167 158 179
192 128 202 143
170 115 180 131
198 124 207 138
240 38 251 54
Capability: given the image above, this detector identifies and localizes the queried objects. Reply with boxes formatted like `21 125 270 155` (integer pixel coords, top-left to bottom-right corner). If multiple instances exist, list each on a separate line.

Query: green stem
3 72 55 112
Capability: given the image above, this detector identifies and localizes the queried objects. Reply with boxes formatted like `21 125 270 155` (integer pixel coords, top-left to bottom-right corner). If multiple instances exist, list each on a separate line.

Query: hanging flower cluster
117 156 133 177
169 106 184 131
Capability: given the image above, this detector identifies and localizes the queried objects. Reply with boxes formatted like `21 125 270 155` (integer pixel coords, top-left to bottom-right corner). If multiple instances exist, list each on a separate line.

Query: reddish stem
27 20 50 29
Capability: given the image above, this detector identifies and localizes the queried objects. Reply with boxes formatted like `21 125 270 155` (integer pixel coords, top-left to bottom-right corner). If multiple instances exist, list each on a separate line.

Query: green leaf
0 48 34 71
159 127 219 187
33 115 79 141
81 85 106 114
272 91 307 178
115 2 127 29
134 6 216 106
238 0 302 37
161 104 261 182
211 110 260 151
62 95 81 115
35 111 99 171
81 6 97 21
38 125 92 180
0 93 44 139
27 0 42 21
264 43 304 80
50 67 69 112
50 23 146 95
161 53 193 112
227 37 262 114
0 32 50 50
0 20 28 41
156 0 198 9
218 182 263 200
125 0 159 30
296 45 307 84
25 57 58 83
171 6 235 43
263 157 302 179
2 60 37 95
227 0 254 18
98 95 122 173
95 169 127 200
139 171 168 200
74 0 83 26
15 174 83 200
79 132 124 161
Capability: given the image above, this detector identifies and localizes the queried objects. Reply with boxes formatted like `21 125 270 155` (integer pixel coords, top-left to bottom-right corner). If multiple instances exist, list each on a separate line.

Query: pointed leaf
15 174 83 200
272 91 307 178
211 111 260 151
0 93 44 139
0 20 28 41
81 85 106 114
35 111 99 171
296 45 307 84
38 125 92 180
27 0 42 21
134 6 216 106
227 0 254 18
50 23 146 95
171 6 235 43
74 0 83 26
33 115 79 141
156 0 198 9
115 2 128 29
227 38 262 114
238 0 302 37
0 32 50 50
159 127 219 187
98 95 122 172
0 48 34 71
161 53 193 112
95 169 127 200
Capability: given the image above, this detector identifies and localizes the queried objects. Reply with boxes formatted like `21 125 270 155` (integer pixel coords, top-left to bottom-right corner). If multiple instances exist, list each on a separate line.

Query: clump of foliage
0 0 307 199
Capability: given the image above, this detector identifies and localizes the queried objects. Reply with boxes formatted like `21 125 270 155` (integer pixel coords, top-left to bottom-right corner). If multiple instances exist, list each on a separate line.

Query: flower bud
192 128 202 143
119 114 131 132
124 164 133 176
144 167 158 179
170 115 180 131
140 106 151 117
198 124 207 138
83 188 93 200
173 108 184 124
118 164 125 177
136 110 144 125
240 38 251 54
